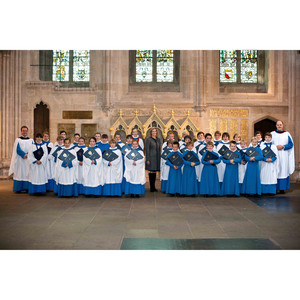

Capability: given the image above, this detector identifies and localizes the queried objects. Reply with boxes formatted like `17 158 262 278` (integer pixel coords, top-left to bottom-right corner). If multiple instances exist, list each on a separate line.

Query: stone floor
0 180 300 250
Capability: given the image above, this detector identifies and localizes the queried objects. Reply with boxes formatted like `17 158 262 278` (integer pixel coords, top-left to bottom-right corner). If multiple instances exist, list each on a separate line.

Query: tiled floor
0 180 300 250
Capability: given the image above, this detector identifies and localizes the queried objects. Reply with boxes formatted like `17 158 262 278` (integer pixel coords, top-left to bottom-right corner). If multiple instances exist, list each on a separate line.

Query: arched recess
34 101 49 137
253 116 277 139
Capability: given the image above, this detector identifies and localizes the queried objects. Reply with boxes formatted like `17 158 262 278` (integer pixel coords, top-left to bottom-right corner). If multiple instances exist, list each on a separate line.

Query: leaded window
220 50 258 84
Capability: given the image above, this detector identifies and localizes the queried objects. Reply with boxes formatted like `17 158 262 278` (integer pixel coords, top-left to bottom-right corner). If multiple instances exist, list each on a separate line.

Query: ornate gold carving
110 105 199 139
220 119 228 133
210 109 248 118
240 119 248 142
209 119 217 136
229 119 238 139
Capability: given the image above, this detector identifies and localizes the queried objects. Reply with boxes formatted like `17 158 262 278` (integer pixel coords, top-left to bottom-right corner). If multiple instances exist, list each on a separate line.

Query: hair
79 137 85 141
42 131 49 136
89 137 96 143
197 131 205 137
56 135 64 141
126 134 133 139
114 133 121 138
265 132 272 138
276 120 284 125
240 139 247 145
168 132 175 137
184 135 192 142
132 128 139 133
255 131 262 136
35 133 43 138
230 140 237 146
222 132 230 139
132 139 139 145
21 125 28 131
95 132 101 136
251 137 258 143
233 133 240 139
206 141 214 147
60 130 67 135
64 138 71 143
172 141 179 147
205 133 212 139
149 127 158 137
109 139 117 145
74 133 80 137
186 141 194 147
214 131 221 136
167 139 174 146
101 134 108 139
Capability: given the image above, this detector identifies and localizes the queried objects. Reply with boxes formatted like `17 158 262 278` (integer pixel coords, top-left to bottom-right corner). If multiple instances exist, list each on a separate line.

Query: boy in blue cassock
200 141 221 196
221 141 242 196
182 141 200 196
241 137 263 196
165 141 184 196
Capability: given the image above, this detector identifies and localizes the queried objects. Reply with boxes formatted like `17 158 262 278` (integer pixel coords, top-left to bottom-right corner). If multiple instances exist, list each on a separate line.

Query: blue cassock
241 146 263 195
221 151 242 196
182 153 200 195
165 151 184 195
200 151 221 196
98 142 110 153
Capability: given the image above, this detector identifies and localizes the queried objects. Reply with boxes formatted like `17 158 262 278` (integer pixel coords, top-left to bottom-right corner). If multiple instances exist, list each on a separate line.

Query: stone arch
253 116 277 139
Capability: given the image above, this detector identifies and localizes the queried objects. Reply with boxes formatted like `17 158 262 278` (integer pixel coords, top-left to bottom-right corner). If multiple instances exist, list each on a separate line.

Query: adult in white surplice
9 126 34 192
271 120 295 193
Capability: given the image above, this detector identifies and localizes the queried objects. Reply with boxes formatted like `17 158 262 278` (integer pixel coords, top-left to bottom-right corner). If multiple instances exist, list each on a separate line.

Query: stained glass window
219 50 237 83
136 50 153 82
53 50 70 81
135 50 174 83
241 50 258 83
157 50 174 82
52 50 90 82
73 50 90 82
220 50 258 84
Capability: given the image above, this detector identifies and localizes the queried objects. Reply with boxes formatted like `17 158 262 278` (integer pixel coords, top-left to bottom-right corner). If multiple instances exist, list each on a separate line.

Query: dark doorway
34 101 49 137
254 118 276 139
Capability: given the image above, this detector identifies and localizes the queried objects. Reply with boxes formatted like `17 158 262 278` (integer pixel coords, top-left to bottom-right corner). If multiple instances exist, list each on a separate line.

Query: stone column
0 50 22 178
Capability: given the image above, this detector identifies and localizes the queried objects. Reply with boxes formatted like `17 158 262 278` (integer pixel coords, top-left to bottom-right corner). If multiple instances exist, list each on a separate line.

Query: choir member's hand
250 157 255 161
109 162 112 166
174 166 178 170
191 162 195 167
230 159 235 164
36 160 41 165
267 158 272 162
210 160 214 164
242 160 246 165
79 161 83 166
23 154 28 159
133 161 136 165
91 160 95 164
277 145 284 150
146 161 150 165
66 163 68 167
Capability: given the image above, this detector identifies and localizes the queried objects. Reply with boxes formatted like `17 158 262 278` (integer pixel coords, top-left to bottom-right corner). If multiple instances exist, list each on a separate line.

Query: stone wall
1 50 299 181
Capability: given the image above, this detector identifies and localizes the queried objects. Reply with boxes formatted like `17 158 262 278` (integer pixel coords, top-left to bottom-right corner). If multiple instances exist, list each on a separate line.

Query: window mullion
153 50 157 83
70 50 73 82
237 50 241 84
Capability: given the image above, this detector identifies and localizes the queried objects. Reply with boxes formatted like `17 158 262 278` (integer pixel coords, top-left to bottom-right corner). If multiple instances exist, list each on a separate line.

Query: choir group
9 120 295 198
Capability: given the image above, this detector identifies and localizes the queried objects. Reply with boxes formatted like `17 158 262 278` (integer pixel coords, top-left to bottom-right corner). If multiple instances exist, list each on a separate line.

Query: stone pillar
0 50 22 178
293 51 300 182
